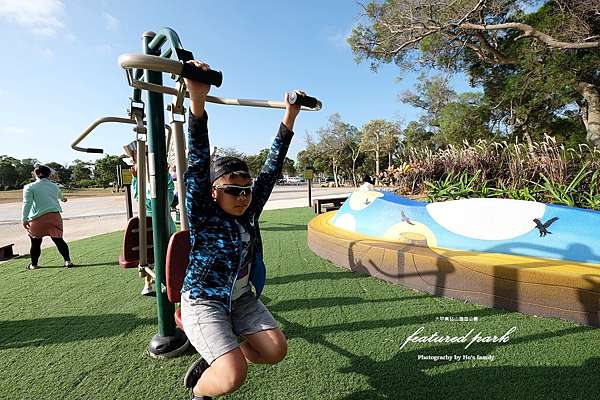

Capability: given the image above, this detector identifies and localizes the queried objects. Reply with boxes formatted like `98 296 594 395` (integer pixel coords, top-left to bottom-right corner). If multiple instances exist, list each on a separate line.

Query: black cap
210 156 251 183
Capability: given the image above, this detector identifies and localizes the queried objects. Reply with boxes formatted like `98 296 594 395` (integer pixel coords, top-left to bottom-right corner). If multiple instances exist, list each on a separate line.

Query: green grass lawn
1 207 600 400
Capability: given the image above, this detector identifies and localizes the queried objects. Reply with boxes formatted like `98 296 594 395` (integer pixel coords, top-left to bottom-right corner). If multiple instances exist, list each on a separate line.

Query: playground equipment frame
74 26 322 358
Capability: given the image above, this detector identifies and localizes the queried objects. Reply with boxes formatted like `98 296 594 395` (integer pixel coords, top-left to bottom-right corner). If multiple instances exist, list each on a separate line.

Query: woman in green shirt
22 165 74 270
130 159 177 295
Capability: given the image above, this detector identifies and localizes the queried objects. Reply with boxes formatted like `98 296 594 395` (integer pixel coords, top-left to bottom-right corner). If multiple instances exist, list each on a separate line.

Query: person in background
170 165 179 209
359 174 375 192
22 165 74 270
128 147 177 295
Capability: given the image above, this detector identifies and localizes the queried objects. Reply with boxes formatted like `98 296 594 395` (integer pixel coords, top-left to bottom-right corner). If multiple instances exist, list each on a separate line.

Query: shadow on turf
268 270 367 285
266 295 429 313
23 261 120 269
0 313 155 350
272 305 598 399
8 254 119 269
260 223 307 232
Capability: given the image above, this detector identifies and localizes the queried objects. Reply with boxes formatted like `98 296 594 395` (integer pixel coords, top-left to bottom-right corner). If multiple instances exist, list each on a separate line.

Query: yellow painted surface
309 212 600 288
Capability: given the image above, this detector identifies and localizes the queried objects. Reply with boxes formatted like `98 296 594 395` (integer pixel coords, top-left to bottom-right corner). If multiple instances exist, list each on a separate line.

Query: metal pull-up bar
71 115 171 154
118 53 322 111
72 116 138 153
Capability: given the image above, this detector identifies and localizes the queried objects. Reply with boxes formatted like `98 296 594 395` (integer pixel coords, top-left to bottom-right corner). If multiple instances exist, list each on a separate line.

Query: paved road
1 184 353 259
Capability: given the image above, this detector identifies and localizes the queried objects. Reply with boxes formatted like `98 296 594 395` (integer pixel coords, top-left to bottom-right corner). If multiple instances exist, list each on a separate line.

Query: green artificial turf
1 207 600 399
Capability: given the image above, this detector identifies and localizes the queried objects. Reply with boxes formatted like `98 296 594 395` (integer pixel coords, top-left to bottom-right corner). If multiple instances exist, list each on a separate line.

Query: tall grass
380 136 600 209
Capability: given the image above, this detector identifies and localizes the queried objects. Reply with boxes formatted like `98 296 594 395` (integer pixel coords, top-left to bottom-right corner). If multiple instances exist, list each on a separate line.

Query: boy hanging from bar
180 60 303 400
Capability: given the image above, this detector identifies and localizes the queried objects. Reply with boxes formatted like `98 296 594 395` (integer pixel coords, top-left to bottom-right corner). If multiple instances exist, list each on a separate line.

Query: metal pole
170 81 189 231
172 121 188 230
125 185 133 220
308 179 312 207
143 31 187 358
129 80 302 110
137 139 147 267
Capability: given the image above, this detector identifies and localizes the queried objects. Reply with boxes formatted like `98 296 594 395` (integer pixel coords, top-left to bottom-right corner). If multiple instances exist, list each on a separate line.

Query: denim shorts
181 290 278 364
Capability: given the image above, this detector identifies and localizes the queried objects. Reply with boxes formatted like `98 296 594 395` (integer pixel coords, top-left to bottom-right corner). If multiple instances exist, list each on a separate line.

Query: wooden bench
313 196 348 214
0 243 17 261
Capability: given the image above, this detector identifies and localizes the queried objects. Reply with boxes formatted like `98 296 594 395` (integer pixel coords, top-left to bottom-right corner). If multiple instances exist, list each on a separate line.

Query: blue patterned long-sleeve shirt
182 111 294 312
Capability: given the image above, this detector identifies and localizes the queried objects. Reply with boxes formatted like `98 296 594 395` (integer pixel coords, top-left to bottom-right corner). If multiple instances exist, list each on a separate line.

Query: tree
69 159 93 186
0 159 18 189
437 93 493 146
398 73 494 147
245 148 296 179
400 74 456 130
297 143 330 178
361 119 400 179
344 125 363 186
316 113 356 187
282 157 297 177
246 149 269 177
349 0 600 147
382 120 402 168
15 158 38 185
402 121 435 149
46 162 71 186
94 155 127 188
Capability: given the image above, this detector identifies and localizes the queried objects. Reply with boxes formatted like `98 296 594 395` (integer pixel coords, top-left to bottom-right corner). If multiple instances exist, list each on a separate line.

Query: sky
0 0 475 165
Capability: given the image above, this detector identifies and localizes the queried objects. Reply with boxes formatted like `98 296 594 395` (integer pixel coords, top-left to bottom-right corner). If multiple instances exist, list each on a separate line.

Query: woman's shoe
26 264 37 270
141 283 155 296
64 261 74 268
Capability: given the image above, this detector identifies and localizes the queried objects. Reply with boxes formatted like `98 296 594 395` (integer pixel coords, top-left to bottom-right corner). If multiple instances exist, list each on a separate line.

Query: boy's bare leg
240 328 288 365
193 348 247 397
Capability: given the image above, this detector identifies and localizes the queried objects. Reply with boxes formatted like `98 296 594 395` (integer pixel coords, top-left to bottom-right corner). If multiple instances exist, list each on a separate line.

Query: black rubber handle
86 148 104 153
180 62 223 88
287 92 321 109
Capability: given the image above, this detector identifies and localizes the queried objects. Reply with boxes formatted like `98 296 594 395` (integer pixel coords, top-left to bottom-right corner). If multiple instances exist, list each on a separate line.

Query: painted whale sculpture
331 191 600 265
307 190 600 327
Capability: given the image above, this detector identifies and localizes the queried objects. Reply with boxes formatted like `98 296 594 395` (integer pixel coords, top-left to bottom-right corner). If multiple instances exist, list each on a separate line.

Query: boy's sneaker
26 264 37 270
64 261 75 268
184 357 210 389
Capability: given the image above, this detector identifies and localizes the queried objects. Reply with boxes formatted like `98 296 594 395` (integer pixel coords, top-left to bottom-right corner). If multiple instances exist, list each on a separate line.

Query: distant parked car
277 177 301 185
286 176 302 184
320 177 336 187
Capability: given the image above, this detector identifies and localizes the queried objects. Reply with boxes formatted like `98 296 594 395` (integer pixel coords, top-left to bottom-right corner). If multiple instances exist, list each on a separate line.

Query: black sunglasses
213 184 253 197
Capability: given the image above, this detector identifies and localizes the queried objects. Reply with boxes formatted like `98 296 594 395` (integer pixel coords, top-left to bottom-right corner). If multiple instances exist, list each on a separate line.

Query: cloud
102 12 119 31
0 0 65 36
